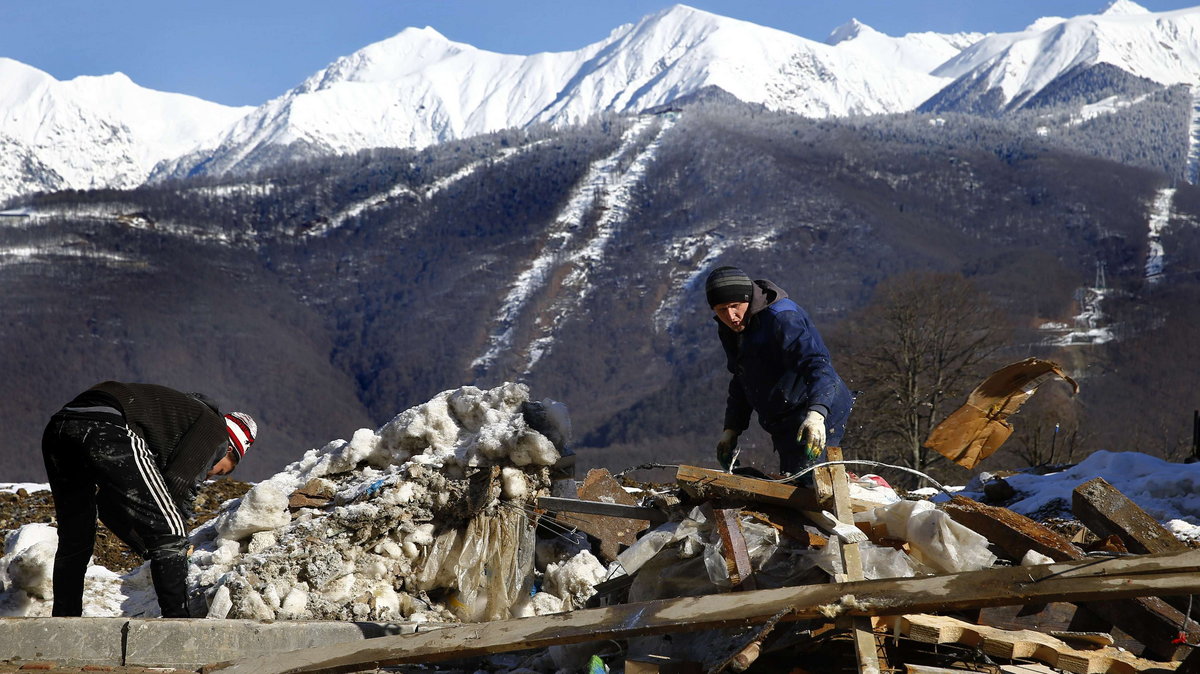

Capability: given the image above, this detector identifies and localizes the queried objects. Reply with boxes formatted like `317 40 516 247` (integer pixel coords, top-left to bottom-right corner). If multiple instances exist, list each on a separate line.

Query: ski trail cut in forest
1188 87 1200 185
1145 186 1175 284
652 234 736 334
523 114 678 372
471 114 675 376
652 225 780 334
308 144 535 238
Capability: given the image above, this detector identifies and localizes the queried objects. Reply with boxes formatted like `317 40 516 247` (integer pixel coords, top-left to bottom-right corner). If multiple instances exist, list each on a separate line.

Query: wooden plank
1065 598 1196 662
201 536 1200 673
885 614 1181 674
827 446 883 674
941 495 1082 562
676 465 880 513
714 508 757 590
942 495 1200 660
537 496 668 525
677 464 822 511
1071 477 1190 556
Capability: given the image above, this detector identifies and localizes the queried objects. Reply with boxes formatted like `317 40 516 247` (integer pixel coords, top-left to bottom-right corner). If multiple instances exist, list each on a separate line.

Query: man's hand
716 429 740 470
797 410 826 461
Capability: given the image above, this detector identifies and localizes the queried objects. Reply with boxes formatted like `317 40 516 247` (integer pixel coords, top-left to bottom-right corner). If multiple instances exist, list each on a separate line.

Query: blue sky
2 1 1190 107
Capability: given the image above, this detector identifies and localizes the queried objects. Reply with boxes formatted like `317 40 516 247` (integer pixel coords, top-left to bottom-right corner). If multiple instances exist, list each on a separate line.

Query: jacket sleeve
162 416 227 516
772 307 844 415
723 376 753 432
718 327 753 432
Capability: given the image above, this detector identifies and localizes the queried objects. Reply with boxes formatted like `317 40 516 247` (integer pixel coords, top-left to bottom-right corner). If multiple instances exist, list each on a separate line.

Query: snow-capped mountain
154 5 962 179
6 2 1200 200
926 1 1200 112
0 59 250 201
826 18 984 75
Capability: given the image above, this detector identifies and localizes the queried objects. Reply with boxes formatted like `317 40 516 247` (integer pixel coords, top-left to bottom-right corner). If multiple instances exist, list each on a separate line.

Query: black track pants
42 416 191 617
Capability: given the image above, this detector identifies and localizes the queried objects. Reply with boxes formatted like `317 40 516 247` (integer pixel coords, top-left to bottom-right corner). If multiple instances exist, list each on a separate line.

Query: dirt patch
0 479 252 574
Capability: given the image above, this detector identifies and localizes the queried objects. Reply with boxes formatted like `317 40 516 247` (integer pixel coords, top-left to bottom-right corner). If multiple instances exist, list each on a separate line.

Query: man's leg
773 428 820 487
42 417 98 617
89 422 191 618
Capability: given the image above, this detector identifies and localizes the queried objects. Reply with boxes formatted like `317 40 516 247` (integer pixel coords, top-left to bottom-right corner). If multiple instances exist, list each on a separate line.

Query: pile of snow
942 449 1200 541
0 382 593 621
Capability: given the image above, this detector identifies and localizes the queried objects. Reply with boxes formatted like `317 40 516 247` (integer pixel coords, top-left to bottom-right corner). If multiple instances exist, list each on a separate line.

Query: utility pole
1192 410 1199 463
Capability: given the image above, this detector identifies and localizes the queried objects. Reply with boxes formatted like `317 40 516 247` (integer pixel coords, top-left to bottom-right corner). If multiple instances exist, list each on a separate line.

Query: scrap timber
192 457 1200 674
203 548 1200 674
882 613 1182 674
943 493 1200 661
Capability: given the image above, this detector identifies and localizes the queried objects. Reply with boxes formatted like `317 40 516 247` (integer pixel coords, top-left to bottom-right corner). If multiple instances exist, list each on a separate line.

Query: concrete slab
0 617 126 666
0 618 439 669
125 619 426 668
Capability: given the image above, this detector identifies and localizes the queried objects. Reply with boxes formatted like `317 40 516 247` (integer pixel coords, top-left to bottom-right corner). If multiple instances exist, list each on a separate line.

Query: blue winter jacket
717 280 853 445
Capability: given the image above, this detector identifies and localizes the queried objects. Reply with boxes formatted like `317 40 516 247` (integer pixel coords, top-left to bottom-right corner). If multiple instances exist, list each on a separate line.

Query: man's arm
773 307 844 414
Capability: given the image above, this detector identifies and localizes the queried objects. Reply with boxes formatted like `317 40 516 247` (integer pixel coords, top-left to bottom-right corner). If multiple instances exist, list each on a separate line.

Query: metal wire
779 459 956 496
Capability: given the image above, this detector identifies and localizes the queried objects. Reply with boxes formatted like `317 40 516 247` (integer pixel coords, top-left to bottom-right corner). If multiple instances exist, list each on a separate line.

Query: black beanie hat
705 266 754 307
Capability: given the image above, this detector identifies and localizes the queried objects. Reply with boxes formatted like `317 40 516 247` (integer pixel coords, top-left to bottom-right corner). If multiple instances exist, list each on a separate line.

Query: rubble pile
191 382 570 622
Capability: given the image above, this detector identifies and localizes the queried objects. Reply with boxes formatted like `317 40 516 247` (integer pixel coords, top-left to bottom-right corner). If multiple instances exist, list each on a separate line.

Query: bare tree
837 272 1011 482
1008 382 1086 468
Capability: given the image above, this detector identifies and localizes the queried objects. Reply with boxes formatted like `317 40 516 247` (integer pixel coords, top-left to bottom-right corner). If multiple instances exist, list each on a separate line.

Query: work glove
716 429 740 470
797 410 826 461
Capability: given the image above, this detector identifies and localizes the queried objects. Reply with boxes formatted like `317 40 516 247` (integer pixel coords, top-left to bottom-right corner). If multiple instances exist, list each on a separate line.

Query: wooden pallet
884 614 1180 674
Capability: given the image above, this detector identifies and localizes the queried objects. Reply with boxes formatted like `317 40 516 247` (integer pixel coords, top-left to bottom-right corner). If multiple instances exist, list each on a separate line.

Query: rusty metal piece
924 358 1079 469
563 468 650 563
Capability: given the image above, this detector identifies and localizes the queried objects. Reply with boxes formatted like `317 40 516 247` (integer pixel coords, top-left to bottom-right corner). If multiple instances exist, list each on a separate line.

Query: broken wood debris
204 548 1200 674
199 461 1200 674
943 494 1200 661
883 613 1178 673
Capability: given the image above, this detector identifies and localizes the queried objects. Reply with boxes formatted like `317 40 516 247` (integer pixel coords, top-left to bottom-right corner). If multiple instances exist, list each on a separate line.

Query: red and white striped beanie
224 412 257 458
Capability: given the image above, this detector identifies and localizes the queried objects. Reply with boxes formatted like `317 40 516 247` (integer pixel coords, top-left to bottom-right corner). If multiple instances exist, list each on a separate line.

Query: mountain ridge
4 4 1200 202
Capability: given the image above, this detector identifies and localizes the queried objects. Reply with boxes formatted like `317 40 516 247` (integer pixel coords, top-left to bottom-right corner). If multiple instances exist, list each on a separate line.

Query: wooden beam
941 495 1082 562
677 464 821 511
203 549 1200 674
1071 477 1190 556
537 496 669 525
676 465 884 514
826 446 884 674
714 508 756 590
942 495 1199 661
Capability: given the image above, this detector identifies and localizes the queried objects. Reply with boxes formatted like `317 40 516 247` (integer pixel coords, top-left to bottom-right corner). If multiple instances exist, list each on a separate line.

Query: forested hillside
2 92 1196 486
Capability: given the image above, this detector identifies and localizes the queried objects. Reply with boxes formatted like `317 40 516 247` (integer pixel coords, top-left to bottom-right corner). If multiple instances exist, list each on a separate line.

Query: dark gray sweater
84 381 228 509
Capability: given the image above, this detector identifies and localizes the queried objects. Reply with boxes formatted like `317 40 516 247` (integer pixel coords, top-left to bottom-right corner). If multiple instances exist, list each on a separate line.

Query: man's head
209 412 257 477
706 266 753 333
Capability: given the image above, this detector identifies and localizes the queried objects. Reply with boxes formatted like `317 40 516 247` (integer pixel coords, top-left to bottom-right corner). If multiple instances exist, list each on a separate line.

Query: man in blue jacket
705 266 853 479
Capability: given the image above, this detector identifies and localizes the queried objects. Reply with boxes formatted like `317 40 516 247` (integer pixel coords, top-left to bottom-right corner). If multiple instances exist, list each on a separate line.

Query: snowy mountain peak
1101 0 1151 15
298 25 469 93
931 3 1200 113
826 19 875 45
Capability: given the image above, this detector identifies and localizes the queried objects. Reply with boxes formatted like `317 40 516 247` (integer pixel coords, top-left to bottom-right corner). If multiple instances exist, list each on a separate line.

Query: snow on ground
5 402 1200 620
1188 85 1200 185
0 382 590 620
0 483 49 494
1144 187 1175 284
306 141 548 239
934 449 1200 542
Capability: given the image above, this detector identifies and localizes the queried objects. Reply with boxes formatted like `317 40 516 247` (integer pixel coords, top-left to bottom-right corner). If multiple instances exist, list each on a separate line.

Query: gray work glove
716 429 740 470
796 410 827 461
